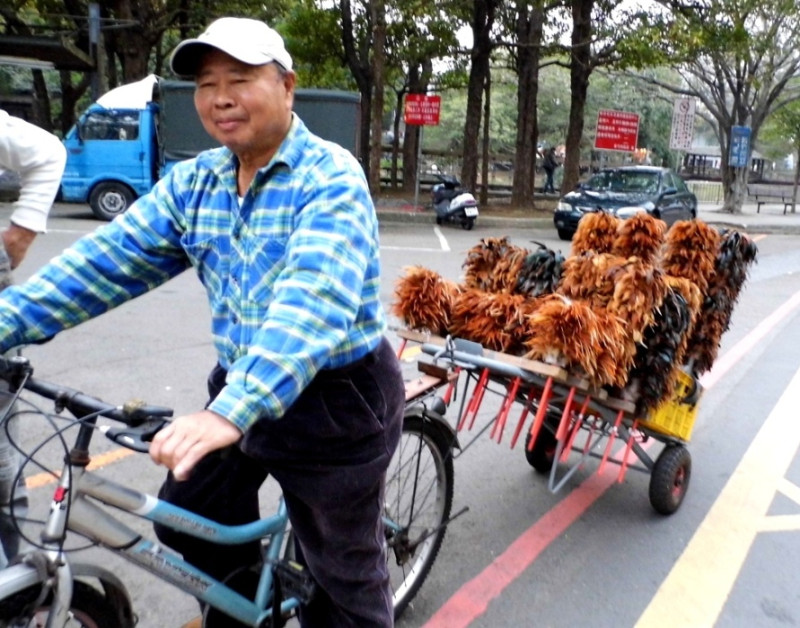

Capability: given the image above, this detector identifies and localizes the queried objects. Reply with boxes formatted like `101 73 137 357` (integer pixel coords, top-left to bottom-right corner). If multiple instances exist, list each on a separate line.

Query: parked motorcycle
430 174 479 230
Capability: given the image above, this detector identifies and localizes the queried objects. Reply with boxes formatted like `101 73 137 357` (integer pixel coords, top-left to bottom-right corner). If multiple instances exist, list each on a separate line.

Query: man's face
194 49 295 165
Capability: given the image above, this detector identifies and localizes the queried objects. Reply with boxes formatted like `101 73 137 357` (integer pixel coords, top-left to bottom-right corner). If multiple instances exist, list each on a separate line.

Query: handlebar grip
121 400 174 425
101 418 170 453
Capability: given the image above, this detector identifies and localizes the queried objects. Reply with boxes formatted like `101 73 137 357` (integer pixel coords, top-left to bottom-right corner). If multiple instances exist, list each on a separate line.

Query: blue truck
60 75 361 220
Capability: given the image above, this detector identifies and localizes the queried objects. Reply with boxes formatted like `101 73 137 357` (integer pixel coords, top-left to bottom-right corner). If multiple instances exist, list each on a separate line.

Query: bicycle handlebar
0 355 173 453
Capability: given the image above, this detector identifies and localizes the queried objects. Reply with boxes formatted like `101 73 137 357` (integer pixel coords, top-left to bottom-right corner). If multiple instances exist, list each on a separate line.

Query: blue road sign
729 126 751 168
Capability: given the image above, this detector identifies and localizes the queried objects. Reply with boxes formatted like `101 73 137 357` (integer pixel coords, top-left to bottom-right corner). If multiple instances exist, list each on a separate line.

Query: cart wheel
649 445 692 515
524 427 558 474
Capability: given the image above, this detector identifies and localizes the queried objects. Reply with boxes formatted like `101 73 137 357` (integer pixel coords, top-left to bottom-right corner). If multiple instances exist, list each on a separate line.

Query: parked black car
553 166 697 241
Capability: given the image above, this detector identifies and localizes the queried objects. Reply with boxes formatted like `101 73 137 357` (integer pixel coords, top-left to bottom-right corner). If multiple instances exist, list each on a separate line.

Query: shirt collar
208 114 309 184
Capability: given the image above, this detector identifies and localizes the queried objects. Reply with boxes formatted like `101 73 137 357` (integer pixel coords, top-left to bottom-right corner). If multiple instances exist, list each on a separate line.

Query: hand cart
396 328 702 515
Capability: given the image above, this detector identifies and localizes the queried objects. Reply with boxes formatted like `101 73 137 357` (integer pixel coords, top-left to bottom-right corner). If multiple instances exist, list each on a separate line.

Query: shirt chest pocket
245 236 288 305
182 235 230 294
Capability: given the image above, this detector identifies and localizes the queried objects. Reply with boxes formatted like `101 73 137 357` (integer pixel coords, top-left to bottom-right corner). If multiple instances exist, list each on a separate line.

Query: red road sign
404 94 441 126
594 109 639 152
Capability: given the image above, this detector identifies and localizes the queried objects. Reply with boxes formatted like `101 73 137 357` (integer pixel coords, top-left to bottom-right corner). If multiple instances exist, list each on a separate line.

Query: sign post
404 94 441 209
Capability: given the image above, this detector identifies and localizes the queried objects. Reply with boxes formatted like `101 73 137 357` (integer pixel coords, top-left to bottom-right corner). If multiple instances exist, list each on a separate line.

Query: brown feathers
450 289 537 353
392 266 460 335
612 212 666 265
661 220 720 294
462 237 529 293
571 211 621 256
522 294 629 388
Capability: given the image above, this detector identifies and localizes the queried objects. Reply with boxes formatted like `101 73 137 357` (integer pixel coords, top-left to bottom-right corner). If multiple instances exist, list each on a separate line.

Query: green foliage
761 100 800 161
282 1 354 89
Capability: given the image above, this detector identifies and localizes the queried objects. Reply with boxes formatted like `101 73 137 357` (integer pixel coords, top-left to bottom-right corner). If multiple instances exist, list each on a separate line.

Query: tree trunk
368 0 386 194
480 71 491 206
59 71 91 135
30 70 53 131
461 0 497 192
391 90 404 190
511 2 544 208
792 143 800 214
109 1 156 82
340 0 374 177
562 0 594 195
402 124 419 195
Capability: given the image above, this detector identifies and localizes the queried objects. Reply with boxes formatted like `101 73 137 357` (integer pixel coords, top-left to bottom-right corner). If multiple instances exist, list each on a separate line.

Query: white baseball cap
169 17 293 78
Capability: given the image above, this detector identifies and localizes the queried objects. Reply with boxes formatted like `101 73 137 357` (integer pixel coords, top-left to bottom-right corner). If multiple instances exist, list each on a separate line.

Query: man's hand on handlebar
149 410 243 481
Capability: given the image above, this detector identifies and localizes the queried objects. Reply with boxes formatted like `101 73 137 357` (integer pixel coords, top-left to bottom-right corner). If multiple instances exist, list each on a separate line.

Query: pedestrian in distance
542 145 559 194
0 110 67 569
0 16 405 628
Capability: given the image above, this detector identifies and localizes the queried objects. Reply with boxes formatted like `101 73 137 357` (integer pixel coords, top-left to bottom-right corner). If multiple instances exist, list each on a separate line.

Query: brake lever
100 418 170 453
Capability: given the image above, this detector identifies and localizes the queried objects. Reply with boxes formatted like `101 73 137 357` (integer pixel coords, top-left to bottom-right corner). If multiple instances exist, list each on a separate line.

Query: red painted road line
423 289 800 628
423 447 643 628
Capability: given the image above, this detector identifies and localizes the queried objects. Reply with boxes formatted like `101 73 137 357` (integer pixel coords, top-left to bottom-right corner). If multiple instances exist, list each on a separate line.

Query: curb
375 209 552 230
376 209 800 235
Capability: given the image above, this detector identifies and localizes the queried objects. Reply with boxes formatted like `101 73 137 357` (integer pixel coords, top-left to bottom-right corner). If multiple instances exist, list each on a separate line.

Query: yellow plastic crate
639 370 701 442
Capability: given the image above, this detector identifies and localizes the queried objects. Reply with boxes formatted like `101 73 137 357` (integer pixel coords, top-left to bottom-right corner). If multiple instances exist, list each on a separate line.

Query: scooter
430 174 479 230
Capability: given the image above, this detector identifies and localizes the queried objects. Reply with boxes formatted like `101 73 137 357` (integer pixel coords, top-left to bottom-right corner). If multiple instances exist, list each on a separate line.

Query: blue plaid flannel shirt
0 116 386 432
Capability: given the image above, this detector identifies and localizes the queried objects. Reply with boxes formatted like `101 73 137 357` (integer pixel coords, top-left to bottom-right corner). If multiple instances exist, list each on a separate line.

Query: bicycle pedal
274 560 315 604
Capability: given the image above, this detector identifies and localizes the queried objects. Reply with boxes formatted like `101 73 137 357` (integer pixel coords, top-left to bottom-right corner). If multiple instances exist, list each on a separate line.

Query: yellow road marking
636 364 800 627
25 447 136 489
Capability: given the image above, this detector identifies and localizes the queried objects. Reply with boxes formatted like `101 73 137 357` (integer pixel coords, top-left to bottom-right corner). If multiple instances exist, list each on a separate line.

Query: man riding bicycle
0 17 404 627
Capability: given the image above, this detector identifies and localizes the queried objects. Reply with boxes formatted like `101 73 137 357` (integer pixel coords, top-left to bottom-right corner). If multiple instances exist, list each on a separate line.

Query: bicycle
0 354 459 626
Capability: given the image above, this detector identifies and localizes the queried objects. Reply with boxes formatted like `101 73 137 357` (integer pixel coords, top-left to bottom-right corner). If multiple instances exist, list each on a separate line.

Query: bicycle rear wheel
385 413 454 618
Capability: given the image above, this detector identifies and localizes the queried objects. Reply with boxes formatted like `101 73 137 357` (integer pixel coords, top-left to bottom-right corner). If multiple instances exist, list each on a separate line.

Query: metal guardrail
687 180 724 203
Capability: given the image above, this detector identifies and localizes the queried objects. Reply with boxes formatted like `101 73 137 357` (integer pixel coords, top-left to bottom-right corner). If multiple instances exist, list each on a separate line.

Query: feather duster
611 212 666 265
450 289 537 353
684 229 758 374
627 287 694 414
661 220 720 295
570 211 622 257
515 241 565 297
594 309 636 388
462 236 529 293
607 262 668 343
559 253 638 309
522 294 627 387
392 266 460 335
493 246 531 294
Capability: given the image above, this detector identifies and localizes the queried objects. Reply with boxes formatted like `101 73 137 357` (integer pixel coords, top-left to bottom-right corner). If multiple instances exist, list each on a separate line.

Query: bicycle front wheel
0 580 120 627
385 413 454 618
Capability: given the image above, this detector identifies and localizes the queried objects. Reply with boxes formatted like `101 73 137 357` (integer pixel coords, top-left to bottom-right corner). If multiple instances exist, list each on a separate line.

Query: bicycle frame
0 353 459 626
30 453 299 626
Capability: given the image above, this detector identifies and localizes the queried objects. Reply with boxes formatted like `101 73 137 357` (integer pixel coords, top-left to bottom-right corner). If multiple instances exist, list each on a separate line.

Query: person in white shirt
0 110 66 567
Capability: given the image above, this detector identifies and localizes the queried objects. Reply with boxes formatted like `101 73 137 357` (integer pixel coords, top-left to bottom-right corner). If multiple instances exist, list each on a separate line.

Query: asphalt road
8 202 800 627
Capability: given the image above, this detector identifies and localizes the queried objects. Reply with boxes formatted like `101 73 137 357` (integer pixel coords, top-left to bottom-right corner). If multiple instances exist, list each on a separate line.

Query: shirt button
231 314 239 324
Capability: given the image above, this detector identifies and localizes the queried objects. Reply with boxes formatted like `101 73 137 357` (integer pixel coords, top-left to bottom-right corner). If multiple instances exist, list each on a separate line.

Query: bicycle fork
36 459 82 627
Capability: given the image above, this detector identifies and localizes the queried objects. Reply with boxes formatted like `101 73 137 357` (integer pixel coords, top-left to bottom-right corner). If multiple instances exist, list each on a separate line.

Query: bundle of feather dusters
391 211 757 404
684 229 758 373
